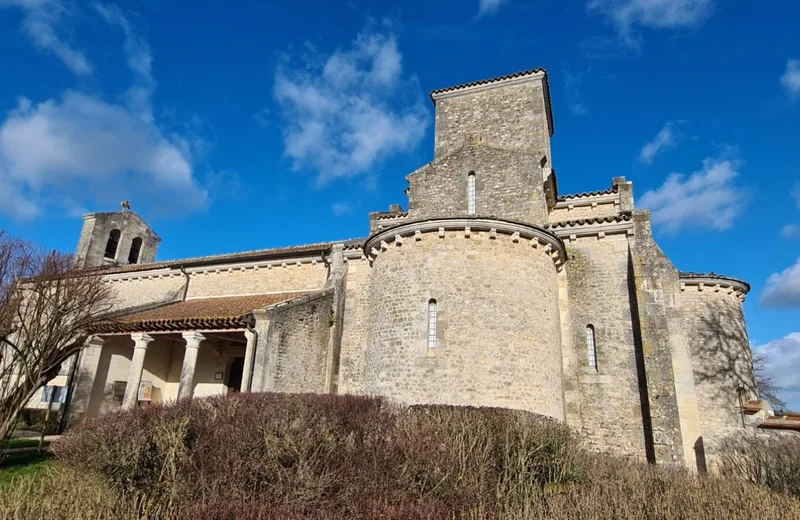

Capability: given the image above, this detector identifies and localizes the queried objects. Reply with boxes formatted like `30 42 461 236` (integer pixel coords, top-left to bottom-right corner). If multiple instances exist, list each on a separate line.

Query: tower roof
429 67 554 136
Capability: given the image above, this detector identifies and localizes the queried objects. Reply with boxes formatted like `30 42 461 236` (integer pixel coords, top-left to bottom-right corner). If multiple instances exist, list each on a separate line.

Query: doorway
226 357 245 393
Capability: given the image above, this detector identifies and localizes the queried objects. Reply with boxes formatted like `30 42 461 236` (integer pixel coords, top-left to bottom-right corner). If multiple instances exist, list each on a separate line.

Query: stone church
62 68 798 472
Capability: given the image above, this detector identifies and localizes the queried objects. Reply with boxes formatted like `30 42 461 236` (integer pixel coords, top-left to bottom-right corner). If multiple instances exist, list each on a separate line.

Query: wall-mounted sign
138 380 153 402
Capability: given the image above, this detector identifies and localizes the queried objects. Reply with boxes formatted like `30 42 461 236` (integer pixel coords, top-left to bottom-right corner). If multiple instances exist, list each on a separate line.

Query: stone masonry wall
433 77 551 160
561 233 649 460
338 256 371 395
681 286 756 468
549 202 619 223
105 275 187 311
75 212 160 268
185 262 328 298
261 291 334 394
364 229 564 419
407 145 548 226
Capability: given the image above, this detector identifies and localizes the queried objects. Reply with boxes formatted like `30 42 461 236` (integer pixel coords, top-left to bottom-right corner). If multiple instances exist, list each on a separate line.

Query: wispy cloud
563 69 589 116
782 224 800 239
638 153 746 233
781 60 800 97
0 0 92 75
94 3 155 122
0 3 210 219
762 257 800 309
587 0 714 46
753 333 800 411
639 120 682 165
331 202 353 216
274 21 428 185
478 0 509 17
793 182 800 208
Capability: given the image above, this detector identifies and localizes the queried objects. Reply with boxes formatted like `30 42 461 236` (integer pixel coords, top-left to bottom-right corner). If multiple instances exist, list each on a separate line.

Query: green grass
1 438 50 450
0 451 53 486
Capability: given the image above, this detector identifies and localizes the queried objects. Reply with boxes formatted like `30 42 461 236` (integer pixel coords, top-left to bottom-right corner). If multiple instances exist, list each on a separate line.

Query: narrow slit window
586 325 597 371
128 237 143 264
428 299 438 349
104 229 121 259
467 171 476 215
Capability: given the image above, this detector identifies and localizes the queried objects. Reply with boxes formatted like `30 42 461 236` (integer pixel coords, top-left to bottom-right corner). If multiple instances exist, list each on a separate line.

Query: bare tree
0 232 113 442
753 350 787 412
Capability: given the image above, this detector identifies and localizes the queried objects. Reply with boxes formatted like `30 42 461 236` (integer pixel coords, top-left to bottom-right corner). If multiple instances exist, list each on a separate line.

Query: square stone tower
406 69 557 226
74 205 161 268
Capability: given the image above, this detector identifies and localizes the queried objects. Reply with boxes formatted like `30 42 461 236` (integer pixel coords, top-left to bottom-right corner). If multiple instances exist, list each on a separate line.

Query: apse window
467 171 476 215
428 299 438 349
104 229 121 259
586 325 598 371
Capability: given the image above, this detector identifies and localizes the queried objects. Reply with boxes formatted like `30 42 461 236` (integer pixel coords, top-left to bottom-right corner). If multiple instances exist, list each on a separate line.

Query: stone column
67 335 105 422
178 332 205 401
122 333 154 410
241 329 257 392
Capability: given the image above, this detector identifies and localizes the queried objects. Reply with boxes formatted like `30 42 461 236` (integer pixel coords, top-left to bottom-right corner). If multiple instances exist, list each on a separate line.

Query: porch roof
94 293 307 333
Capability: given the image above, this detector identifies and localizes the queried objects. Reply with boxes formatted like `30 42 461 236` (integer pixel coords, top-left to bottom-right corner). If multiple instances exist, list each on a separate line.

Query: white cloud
754 333 800 412
274 23 428 185
638 154 745 232
478 0 509 16
761 257 800 309
0 4 210 219
639 120 681 165
781 224 800 239
587 0 714 45
331 202 353 216
0 0 92 75
0 93 207 218
781 60 800 97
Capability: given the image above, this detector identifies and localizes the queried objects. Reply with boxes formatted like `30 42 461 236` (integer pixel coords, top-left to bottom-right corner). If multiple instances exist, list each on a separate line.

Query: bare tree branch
0 233 113 444
753 350 787 412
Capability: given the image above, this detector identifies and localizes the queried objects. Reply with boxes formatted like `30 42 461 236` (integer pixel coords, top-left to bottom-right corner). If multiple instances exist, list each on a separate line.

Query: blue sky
0 0 798 407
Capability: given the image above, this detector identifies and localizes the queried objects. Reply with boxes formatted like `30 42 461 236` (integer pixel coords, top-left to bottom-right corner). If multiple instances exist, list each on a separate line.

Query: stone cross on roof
121 200 131 212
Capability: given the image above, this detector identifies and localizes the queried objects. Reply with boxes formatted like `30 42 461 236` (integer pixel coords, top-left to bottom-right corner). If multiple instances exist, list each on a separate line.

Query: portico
68 293 304 422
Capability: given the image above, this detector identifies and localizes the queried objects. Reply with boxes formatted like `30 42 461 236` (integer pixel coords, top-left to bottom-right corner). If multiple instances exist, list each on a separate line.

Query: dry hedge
1 392 798 519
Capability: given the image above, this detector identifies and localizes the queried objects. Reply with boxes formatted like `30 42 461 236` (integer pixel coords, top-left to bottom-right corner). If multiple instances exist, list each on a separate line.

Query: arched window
128 237 143 264
467 171 476 215
586 325 597 371
428 299 438 349
104 229 121 259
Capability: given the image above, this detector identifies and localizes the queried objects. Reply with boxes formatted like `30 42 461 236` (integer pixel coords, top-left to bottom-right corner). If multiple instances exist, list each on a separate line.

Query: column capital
181 331 206 347
86 335 106 348
131 332 155 349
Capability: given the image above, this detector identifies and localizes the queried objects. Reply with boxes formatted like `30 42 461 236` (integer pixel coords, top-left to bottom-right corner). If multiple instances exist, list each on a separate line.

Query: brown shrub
2 393 795 519
717 433 800 497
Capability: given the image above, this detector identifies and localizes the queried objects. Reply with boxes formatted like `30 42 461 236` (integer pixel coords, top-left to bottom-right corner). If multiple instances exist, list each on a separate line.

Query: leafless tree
752 350 787 412
0 232 113 443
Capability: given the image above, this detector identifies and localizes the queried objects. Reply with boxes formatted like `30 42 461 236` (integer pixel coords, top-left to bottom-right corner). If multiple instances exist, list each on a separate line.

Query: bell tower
74 201 161 268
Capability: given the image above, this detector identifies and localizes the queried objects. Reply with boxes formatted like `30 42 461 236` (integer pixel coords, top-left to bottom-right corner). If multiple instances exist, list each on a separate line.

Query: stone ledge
363 217 567 268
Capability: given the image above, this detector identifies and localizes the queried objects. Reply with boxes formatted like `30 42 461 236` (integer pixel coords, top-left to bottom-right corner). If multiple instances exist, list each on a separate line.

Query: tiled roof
94 293 307 333
546 213 632 229
430 68 548 97
75 238 367 277
558 185 618 200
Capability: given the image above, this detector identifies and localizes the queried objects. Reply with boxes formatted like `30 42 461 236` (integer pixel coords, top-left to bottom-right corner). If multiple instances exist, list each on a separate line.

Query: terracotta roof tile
94 293 306 333
558 185 618 200
545 212 632 229
430 68 548 97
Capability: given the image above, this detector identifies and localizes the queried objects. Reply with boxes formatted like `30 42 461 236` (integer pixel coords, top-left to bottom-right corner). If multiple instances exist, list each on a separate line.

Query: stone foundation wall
364 228 564 419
